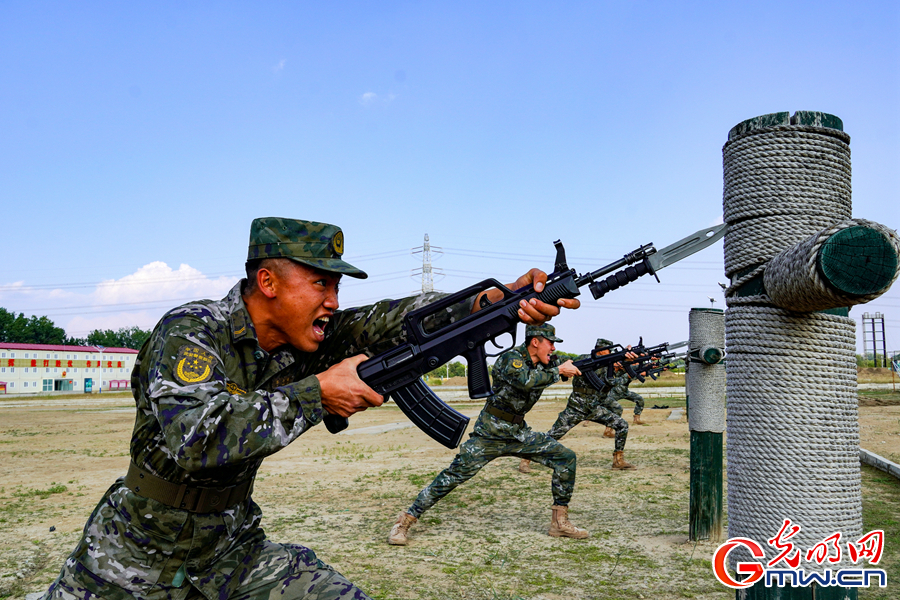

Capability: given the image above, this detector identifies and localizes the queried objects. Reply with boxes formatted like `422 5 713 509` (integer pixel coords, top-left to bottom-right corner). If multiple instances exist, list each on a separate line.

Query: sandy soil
1 392 898 599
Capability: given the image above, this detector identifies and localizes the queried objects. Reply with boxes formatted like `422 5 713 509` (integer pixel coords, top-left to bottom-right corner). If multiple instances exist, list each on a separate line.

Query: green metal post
689 430 723 541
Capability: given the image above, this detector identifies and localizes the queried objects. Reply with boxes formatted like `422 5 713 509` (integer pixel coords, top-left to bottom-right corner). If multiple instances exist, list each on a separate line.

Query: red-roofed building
0 342 138 395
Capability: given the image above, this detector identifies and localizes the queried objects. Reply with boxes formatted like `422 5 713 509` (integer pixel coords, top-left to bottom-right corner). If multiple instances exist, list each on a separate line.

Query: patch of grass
860 465 900 600
12 483 68 499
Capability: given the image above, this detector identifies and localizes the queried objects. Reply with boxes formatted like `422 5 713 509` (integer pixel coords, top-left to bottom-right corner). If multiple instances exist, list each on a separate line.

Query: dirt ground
1 390 898 599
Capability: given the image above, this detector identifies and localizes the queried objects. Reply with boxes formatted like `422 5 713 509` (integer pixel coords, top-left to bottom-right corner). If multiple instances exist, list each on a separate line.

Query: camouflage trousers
408 429 577 517
597 393 623 416
548 392 629 452
610 389 644 415
42 540 371 600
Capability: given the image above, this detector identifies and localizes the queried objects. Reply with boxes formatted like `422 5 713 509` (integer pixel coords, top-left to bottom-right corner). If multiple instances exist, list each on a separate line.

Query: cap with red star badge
247 217 368 279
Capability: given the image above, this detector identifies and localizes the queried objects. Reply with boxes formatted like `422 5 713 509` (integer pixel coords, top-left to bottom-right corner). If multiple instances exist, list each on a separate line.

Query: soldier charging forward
520 337 638 472
388 323 591 545
42 218 578 600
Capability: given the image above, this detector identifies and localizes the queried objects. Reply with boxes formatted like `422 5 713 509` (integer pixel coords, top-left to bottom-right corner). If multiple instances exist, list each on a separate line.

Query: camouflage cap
595 338 613 348
247 217 368 279
525 323 563 343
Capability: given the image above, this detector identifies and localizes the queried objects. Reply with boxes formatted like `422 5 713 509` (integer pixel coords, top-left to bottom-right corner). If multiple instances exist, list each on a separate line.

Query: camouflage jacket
473 343 559 442
570 353 614 398
67 281 466 599
608 370 633 396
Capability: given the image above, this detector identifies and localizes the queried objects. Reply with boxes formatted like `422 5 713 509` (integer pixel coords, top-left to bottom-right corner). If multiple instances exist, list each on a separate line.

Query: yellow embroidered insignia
512 359 524 369
175 346 215 385
332 231 344 255
226 382 246 395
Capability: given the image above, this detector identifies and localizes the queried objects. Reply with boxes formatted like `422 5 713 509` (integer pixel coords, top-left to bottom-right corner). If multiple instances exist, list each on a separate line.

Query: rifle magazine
392 379 470 449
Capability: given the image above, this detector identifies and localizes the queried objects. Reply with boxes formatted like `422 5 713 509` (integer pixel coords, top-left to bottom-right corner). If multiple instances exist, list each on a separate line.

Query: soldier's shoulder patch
175 345 215 385
511 359 524 369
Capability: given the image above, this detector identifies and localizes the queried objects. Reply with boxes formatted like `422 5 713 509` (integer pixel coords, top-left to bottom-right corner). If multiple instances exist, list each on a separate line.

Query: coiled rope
687 309 725 433
723 120 862 569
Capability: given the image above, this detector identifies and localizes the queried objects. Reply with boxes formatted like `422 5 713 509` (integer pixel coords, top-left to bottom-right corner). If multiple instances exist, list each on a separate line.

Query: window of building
10 353 15 358
8 382 13 388
54 354 58 359
24 353 30 358
45 368 50 373
0 367 4 373
1 352 5 358
43 380 52 392
10 367 15 373
23 382 28 388
45 353 50 359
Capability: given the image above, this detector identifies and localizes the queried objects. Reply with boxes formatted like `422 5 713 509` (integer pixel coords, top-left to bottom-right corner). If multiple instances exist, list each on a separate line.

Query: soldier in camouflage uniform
521 338 636 471
387 323 590 544
607 365 647 425
42 217 577 600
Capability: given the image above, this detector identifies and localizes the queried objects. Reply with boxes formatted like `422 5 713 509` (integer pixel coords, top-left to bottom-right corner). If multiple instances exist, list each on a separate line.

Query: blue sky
1 1 898 358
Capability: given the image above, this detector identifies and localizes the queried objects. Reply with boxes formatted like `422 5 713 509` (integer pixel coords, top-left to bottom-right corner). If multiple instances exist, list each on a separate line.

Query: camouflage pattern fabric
547 355 629 451
547 391 629 452
408 343 578 517
246 217 367 279
43 281 468 600
608 370 645 416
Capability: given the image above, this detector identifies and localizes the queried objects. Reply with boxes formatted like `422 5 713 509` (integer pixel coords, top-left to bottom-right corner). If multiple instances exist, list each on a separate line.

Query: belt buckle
196 486 229 512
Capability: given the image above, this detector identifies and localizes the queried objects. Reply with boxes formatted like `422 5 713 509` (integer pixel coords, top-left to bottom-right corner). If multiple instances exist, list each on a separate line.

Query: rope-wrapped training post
687 307 725 542
722 111 899 599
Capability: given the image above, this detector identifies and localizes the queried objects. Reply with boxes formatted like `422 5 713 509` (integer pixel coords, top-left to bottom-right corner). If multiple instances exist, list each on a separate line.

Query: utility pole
411 234 443 293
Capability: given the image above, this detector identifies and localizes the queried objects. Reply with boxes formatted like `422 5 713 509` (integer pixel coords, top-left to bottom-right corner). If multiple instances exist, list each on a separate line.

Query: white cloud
92 261 235 306
359 92 397 107
1 262 239 338
273 58 286 73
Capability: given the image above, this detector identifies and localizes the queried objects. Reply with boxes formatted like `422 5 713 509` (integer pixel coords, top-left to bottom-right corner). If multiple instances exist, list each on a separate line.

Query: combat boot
518 459 531 473
548 505 589 539
633 413 646 425
612 450 636 470
388 511 417 545
603 426 616 438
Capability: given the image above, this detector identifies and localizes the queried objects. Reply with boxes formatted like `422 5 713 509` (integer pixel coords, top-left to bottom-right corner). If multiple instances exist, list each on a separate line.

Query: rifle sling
124 462 254 513
485 405 525 425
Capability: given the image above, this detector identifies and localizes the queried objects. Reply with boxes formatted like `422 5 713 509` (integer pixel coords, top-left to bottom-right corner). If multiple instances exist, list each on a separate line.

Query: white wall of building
0 344 138 395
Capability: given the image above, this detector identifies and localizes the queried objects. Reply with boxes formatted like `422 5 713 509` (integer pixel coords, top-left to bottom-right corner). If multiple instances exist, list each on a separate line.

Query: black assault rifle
568 338 675 393
632 347 688 381
325 224 725 449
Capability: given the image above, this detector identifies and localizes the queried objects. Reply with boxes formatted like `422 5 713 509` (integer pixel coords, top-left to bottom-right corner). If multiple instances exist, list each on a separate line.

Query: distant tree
0 308 66 344
81 326 152 350
426 360 467 380
25 315 67 344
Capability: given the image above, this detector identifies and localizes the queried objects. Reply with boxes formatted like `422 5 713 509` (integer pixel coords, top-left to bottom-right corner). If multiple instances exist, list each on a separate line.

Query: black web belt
124 462 254 513
485 405 525 425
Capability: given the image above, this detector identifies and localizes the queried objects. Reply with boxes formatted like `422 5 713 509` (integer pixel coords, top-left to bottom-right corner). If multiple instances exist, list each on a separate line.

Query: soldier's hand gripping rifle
326 224 725 449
